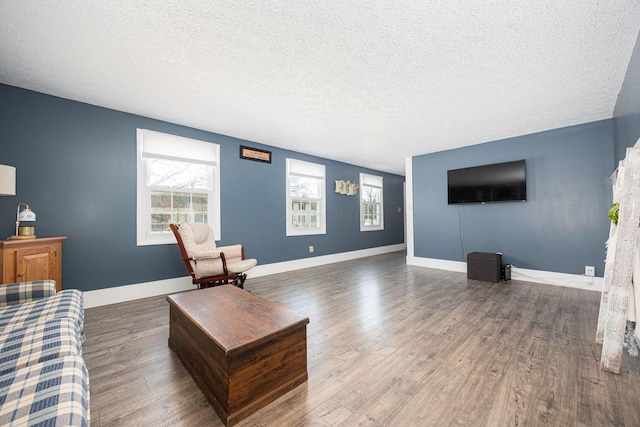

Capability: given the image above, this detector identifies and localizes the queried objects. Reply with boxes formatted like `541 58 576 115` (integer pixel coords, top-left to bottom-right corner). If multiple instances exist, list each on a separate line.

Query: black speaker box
467 252 502 283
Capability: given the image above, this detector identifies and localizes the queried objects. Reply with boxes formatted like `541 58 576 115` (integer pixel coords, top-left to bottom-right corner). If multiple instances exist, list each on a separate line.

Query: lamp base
10 235 36 240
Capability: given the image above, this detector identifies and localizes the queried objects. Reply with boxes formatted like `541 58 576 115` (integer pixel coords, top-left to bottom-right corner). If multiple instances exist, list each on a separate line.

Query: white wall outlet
585 266 595 277
308 245 314 253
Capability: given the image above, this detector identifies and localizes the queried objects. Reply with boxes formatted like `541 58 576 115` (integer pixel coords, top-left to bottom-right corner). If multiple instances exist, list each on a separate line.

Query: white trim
247 243 406 278
84 276 194 309
136 129 221 245
286 158 326 236
406 255 467 273
83 243 407 308
511 266 603 291
359 172 384 232
406 255 603 291
405 157 414 258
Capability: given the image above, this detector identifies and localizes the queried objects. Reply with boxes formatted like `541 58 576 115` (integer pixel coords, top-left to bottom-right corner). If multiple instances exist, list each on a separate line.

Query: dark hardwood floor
83 251 640 426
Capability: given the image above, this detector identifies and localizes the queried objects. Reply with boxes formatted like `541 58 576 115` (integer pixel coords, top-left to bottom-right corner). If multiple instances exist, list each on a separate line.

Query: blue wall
0 84 405 291
613 29 640 164
412 120 613 277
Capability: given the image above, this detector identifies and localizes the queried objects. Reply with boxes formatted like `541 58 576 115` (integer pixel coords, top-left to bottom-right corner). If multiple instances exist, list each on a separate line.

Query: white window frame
360 173 384 231
136 129 221 246
286 158 326 236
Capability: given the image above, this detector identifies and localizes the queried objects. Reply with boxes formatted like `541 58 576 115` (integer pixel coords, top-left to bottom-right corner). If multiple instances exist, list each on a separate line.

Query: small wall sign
240 145 272 163
335 180 359 195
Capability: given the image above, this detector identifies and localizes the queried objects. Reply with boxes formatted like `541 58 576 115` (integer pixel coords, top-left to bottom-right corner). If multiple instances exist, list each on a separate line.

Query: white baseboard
247 243 406 278
406 255 603 292
83 276 194 309
406 256 467 273
84 243 407 308
512 266 603 291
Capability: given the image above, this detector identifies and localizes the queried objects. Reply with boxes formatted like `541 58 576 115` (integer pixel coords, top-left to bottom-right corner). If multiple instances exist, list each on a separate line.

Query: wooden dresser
0 237 67 292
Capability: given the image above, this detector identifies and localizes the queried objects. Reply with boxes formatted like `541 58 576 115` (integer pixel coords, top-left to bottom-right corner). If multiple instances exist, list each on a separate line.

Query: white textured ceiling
1 1 639 175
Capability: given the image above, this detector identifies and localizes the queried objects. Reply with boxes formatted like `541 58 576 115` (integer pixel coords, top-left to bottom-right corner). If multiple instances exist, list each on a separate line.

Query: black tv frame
447 159 526 204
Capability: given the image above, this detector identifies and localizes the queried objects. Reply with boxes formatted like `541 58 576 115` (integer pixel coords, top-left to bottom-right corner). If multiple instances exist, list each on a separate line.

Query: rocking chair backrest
169 223 196 281
177 222 218 254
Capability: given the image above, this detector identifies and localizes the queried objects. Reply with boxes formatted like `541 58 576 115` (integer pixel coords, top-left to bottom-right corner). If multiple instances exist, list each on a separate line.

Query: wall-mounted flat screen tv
447 159 526 204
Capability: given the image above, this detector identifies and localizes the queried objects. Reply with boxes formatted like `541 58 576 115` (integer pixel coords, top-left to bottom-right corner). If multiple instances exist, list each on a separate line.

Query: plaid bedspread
0 290 84 339
0 355 89 426
0 318 82 376
0 281 57 307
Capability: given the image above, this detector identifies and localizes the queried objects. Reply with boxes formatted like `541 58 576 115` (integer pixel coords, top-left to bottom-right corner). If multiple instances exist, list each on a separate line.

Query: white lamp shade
0 165 16 196
18 208 36 222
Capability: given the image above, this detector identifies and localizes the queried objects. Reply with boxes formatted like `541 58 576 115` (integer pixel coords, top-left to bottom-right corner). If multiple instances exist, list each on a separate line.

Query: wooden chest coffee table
166 285 309 426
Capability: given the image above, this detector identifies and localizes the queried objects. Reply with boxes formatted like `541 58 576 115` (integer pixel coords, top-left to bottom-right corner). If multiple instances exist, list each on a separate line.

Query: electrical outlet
585 266 595 277
308 245 314 253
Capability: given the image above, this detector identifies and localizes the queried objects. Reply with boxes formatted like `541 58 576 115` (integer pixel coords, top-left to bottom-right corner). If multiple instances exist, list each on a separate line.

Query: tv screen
447 159 526 204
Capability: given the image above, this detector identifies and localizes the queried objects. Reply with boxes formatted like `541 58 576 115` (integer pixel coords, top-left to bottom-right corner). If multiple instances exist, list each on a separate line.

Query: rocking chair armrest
192 256 227 278
191 251 222 261
217 244 244 261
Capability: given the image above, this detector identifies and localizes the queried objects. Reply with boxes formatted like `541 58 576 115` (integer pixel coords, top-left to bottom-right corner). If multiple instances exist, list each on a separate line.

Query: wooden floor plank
83 251 640 426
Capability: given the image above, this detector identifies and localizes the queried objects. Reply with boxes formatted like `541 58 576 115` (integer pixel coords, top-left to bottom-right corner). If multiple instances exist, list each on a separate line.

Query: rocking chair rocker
170 222 257 289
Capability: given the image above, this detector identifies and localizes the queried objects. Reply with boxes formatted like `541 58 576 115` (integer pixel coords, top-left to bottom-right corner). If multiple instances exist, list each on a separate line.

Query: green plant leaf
608 202 619 225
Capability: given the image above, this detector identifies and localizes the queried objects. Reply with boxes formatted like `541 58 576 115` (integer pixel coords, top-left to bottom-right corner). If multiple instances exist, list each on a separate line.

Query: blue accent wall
412 120 613 277
613 29 640 163
0 84 405 291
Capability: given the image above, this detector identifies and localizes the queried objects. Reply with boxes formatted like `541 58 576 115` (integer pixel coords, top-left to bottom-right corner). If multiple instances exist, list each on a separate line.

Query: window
136 129 220 245
360 173 384 231
286 158 326 236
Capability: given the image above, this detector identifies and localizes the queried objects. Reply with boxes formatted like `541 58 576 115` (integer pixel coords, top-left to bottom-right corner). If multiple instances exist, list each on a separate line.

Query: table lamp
14 203 36 239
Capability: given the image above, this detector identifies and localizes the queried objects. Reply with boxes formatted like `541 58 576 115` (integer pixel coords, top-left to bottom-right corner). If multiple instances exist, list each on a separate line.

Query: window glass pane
151 214 172 233
173 192 191 211
151 189 209 225
363 202 381 226
192 194 208 213
361 186 381 203
290 176 321 198
149 158 210 189
175 213 190 224
194 213 208 223
372 188 381 202
371 204 381 225
151 191 171 210
291 197 323 229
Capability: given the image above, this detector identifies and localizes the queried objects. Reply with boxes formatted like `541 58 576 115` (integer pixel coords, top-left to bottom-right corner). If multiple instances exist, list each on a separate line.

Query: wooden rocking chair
170 223 257 289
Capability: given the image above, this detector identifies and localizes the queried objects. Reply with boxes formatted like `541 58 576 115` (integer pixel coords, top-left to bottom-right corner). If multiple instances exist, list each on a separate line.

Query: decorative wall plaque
240 145 271 163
